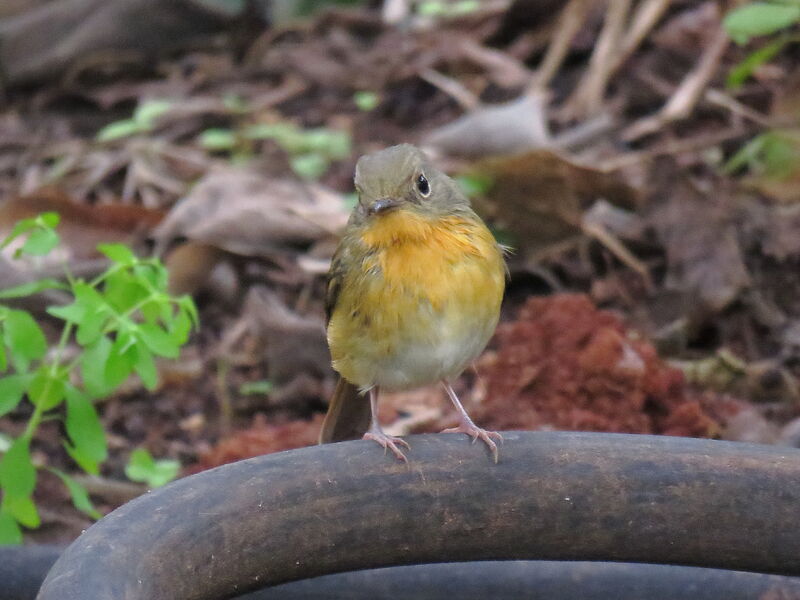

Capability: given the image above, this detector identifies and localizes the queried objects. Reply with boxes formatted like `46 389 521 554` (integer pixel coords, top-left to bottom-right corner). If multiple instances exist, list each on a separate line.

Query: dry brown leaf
151 168 349 257
245 287 331 386
424 93 551 158
649 178 750 313
468 149 640 254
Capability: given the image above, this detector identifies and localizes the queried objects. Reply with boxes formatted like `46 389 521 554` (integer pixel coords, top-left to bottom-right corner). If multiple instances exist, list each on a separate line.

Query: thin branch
564 0 632 118
419 68 480 111
529 0 593 93
623 27 730 141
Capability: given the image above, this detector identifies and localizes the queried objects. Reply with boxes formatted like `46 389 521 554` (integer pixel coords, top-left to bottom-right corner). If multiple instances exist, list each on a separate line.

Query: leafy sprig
0 214 197 544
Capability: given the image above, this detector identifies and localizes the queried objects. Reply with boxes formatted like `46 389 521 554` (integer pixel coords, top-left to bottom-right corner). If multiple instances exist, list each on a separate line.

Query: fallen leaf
467 149 640 254
425 93 552 158
151 168 348 257
649 177 750 313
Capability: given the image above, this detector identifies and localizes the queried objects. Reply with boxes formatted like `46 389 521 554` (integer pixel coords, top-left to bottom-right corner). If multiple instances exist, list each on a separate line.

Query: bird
319 144 506 462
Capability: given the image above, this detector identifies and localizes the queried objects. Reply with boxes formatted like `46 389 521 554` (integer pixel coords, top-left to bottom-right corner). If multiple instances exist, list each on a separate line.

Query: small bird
319 144 506 462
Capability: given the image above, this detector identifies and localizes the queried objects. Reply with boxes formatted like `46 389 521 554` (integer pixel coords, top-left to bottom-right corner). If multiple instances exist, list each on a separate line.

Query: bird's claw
363 431 410 462
441 423 503 463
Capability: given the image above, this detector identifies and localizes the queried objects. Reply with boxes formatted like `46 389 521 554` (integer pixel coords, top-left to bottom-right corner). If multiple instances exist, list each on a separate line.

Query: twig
613 0 673 74
598 125 752 170
623 27 730 141
459 39 531 88
72 474 145 505
215 358 233 437
552 113 616 151
564 0 632 118
704 88 772 127
529 0 593 93
419 68 480 111
581 220 654 293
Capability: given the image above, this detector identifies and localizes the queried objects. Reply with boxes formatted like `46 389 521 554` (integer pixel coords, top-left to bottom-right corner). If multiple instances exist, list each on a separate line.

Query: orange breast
327 209 505 390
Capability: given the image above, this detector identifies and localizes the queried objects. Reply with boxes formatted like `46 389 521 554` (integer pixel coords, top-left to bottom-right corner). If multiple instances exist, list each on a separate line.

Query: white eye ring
416 173 431 197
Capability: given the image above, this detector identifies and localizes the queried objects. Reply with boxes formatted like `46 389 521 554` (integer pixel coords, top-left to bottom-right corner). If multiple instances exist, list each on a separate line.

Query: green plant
723 129 800 177
723 1 800 87
238 380 273 396
125 448 181 489
353 91 380 112
199 121 352 180
0 214 198 544
417 0 480 18
96 99 174 142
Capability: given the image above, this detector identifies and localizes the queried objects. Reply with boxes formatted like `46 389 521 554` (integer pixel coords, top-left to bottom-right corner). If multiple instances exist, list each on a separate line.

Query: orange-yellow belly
327 211 505 391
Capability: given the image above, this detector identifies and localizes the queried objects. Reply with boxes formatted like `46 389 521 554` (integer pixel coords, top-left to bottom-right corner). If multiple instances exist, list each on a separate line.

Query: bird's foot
363 431 410 462
441 421 503 463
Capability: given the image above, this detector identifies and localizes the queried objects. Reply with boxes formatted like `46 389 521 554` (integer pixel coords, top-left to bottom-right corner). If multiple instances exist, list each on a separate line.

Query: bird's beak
367 197 401 216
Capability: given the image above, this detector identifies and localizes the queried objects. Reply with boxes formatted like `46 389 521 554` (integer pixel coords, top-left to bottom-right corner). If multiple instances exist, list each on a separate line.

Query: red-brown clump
191 414 323 472
476 294 718 437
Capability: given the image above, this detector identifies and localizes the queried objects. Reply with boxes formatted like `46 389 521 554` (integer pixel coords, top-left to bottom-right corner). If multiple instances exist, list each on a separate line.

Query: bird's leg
440 381 502 463
362 386 410 462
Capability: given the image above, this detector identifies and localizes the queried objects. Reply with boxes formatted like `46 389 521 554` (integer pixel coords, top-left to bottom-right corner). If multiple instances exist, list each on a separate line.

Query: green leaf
137 323 179 358
48 468 102 520
96 119 142 142
0 344 7 373
21 228 59 256
723 2 800 44
243 122 296 142
3 495 39 528
168 309 192 346
38 212 60 229
65 386 107 469
455 173 494 197
47 302 87 324
133 99 173 129
104 334 135 388
290 153 329 180
102 270 149 313
179 296 200 329
27 366 66 411
50 281 104 324
125 448 180 488
0 437 36 498
0 217 37 250
200 128 239 151
239 380 273 395
76 313 106 347
64 444 97 476
353 91 379 112
0 509 22 545
0 375 28 417
97 243 137 266
3 309 47 372
132 341 158 390
81 336 113 397
0 278 67 299
727 37 789 88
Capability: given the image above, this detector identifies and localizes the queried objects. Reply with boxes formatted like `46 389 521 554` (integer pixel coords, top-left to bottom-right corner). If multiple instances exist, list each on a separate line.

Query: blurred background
1 0 800 545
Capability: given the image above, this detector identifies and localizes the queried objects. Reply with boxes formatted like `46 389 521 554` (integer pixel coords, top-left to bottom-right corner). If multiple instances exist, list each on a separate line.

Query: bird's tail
319 377 371 444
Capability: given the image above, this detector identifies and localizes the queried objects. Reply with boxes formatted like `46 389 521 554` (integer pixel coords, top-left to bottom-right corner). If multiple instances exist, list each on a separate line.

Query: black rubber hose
6 546 800 600
0 546 60 600
253 561 800 600
37 432 800 600
8 547 800 600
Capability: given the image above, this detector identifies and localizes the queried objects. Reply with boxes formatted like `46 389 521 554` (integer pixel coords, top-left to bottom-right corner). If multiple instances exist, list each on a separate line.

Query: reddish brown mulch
477 294 720 437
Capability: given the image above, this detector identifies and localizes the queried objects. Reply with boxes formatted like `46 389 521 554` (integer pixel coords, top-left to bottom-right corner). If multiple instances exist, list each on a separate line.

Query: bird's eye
416 174 430 197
